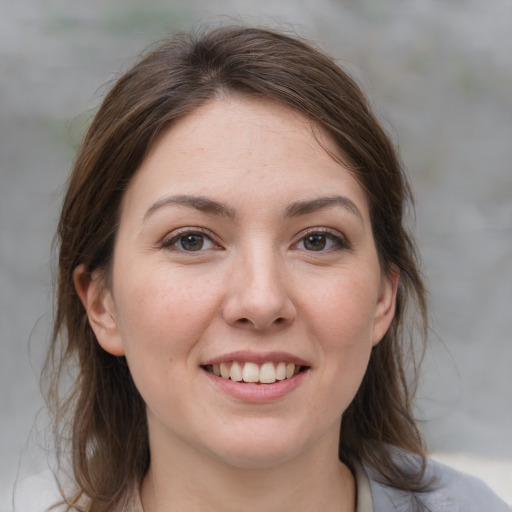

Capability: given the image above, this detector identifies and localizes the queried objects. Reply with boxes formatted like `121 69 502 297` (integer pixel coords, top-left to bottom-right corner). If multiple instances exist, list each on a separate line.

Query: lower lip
201 368 309 402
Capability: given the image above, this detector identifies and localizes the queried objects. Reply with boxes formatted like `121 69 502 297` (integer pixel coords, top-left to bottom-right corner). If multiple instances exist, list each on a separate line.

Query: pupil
305 234 326 251
181 234 203 251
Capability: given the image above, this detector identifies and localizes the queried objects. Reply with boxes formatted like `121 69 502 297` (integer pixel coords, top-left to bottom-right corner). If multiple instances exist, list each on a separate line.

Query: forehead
120 96 369 221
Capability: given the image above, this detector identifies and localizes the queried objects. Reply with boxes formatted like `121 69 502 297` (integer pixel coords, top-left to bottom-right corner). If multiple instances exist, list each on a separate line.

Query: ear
372 268 399 346
73 264 125 356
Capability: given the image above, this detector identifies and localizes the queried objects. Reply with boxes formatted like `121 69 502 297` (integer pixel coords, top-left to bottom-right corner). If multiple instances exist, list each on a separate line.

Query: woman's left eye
162 231 218 252
294 231 348 252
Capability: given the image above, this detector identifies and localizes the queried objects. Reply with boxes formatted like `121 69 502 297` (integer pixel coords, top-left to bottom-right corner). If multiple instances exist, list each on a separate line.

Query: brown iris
180 234 205 251
303 234 327 251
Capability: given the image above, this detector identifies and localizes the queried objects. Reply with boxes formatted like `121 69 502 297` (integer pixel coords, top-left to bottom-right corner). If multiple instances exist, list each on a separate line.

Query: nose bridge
223 238 295 330
244 242 283 300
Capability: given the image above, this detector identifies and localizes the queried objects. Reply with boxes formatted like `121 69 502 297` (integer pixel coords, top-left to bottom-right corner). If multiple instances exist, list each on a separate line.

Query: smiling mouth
202 361 309 384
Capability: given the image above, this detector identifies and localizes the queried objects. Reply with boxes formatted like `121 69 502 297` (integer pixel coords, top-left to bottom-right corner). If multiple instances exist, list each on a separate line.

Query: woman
25 26 507 511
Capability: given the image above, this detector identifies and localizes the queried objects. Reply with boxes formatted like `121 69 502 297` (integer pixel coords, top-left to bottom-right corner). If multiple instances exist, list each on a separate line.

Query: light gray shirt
358 453 510 511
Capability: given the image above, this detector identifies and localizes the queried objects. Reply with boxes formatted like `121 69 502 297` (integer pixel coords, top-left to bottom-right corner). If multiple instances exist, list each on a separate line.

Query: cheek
301 271 379 404
112 269 223 413
113 265 222 359
304 270 379 346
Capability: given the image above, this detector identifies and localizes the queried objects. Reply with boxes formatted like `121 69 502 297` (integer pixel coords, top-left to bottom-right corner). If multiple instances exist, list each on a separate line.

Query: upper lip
201 351 311 367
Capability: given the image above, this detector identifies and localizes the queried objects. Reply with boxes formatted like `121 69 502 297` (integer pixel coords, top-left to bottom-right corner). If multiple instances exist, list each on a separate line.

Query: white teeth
260 362 277 384
220 362 230 379
229 362 243 382
209 361 304 384
242 362 260 383
276 362 287 381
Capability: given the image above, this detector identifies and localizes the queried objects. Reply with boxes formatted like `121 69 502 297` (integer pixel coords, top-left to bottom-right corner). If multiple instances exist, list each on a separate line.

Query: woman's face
81 96 397 469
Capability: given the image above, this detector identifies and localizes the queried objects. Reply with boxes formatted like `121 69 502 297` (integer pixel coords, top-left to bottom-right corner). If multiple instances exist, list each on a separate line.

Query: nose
222 246 297 331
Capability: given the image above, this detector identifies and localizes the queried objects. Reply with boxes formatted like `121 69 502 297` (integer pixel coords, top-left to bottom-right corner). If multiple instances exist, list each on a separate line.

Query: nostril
235 316 287 328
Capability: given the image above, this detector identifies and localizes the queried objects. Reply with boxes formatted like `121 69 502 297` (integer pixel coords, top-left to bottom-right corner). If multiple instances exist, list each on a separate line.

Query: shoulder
362 449 511 512
14 469 141 512
14 469 68 512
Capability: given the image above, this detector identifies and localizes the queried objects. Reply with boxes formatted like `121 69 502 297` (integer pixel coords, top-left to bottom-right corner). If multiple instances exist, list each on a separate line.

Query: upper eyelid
292 227 351 250
159 226 349 248
165 227 208 237
161 227 221 247
294 226 346 240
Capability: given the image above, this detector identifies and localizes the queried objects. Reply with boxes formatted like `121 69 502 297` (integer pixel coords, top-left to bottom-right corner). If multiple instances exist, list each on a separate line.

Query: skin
75 96 398 512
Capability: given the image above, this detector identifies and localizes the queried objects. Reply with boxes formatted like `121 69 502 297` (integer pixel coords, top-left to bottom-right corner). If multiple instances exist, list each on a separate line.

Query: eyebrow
143 195 237 221
284 196 363 222
143 194 363 223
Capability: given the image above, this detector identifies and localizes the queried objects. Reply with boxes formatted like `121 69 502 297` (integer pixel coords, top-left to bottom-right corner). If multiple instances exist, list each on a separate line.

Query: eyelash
292 228 351 253
161 227 351 254
161 228 220 252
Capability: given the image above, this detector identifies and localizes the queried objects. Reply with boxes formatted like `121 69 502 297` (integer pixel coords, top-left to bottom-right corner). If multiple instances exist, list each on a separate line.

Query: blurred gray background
1 0 511 508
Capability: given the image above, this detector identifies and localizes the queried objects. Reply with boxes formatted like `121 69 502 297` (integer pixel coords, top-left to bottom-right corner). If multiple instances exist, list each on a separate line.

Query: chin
210 444 300 470
201 425 319 470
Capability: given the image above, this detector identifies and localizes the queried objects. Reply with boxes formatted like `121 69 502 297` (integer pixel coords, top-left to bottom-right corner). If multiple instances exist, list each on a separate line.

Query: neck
140 426 355 512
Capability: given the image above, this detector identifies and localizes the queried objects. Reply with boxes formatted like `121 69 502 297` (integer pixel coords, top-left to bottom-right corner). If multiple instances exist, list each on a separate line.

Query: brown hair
46 26 429 511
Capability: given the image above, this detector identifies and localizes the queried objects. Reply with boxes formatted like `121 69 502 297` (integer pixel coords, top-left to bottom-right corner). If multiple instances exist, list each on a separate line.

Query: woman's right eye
162 231 218 252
